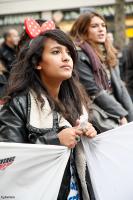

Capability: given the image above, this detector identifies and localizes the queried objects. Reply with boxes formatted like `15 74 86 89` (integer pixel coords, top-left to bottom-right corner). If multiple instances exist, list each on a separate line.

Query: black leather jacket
0 92 96 200
0 93 61 144
76 50 133 122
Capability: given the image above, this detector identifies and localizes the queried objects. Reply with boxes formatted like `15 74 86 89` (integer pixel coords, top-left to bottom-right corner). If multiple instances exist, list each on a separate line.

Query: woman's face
38 38 73 82
87 16 107 43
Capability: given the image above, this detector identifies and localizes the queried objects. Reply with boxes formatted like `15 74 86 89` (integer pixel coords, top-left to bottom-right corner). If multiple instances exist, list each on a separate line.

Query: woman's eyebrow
50 46 62 50
50 45 68 50
90 22 105 25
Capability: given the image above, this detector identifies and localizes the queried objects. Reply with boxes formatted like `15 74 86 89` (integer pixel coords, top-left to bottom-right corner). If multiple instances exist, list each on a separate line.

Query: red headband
24 18 55 39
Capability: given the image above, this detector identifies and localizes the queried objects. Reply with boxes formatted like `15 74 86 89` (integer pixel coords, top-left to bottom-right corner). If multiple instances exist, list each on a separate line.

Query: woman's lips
98 34 105 38
60 65 72 70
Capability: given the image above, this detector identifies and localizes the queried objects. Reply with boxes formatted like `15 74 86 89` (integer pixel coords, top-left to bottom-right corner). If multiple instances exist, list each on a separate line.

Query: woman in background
70 11 133 132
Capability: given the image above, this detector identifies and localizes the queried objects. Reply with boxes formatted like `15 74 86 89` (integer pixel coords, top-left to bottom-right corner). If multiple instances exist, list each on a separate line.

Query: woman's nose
99 25 105 31
62 52 70 62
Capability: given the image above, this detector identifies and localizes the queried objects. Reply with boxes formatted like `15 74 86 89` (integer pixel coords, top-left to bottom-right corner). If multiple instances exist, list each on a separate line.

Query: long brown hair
70 11 117 68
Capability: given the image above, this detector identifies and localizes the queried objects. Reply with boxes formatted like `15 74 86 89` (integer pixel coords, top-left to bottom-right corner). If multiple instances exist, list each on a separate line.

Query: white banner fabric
82 122 133 200
0 143 70 200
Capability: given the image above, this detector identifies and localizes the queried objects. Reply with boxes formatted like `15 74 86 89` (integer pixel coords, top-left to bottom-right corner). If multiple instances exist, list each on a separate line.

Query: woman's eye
67 51 71 56
91 25 97 28
52 50 60 54
102 24 106 27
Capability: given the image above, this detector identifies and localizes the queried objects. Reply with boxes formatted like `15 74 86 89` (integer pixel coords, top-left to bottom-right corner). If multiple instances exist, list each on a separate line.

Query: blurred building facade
0 0 133 40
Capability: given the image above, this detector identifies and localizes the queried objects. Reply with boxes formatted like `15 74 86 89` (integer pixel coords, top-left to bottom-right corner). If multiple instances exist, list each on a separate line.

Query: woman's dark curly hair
6 29 90 125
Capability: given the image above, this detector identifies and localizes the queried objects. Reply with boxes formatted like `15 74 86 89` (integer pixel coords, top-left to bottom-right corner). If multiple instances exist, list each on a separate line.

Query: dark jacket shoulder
76 49 101 96
5 92 28 119
77 48 91 64
0 92 29 143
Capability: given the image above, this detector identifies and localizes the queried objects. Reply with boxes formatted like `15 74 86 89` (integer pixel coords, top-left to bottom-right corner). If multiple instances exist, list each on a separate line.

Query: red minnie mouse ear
41 20 55 33
24 18 41 39
24 18 56 39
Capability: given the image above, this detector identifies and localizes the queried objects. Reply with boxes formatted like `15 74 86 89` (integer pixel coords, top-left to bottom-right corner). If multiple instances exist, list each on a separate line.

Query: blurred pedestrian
0 29 19 72
0 29 19 97
70 11 133 132
107 32 114 44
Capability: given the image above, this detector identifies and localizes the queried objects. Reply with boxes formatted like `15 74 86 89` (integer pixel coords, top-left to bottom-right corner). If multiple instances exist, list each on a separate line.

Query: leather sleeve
94 90 128 117
0 95 29 143
118 81 133 121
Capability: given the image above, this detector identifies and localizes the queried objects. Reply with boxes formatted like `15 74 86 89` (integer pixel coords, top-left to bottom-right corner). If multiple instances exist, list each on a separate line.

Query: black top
0 43 17 72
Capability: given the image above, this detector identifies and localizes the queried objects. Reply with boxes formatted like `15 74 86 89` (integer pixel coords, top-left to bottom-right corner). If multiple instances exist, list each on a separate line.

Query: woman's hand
80 122 97 138
58 120 97 148
119 117 128 125
58 127 83 148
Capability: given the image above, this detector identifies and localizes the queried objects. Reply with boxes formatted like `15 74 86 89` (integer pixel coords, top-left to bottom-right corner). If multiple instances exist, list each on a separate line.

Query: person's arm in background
114 65 133 122
126 40 133 101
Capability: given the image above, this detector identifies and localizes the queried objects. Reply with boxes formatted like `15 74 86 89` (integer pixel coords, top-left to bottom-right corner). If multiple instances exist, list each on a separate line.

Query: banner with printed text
0 143 70 200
